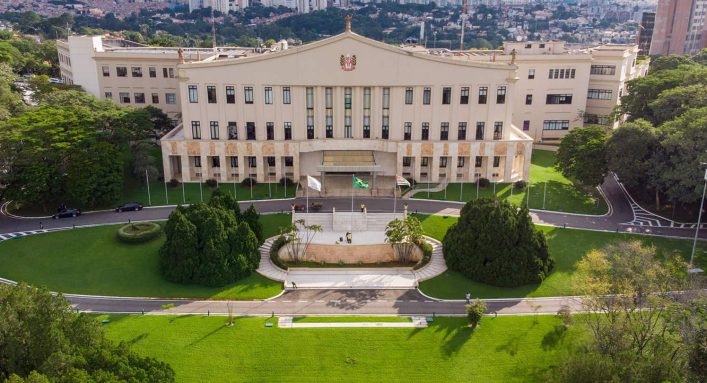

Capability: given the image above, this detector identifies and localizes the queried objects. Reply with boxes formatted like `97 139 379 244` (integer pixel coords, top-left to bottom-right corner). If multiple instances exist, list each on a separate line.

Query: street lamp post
688 168 707 274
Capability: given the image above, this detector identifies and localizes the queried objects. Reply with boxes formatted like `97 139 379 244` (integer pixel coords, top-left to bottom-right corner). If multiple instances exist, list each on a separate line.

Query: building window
131 67 142 77
266 156 276 167
119 92 130 103
475 156 482 167
421 122 429 140
363 87 371 138
475 122 484 140
583 114 611 126
439 157 448 168
421 157 429 167
405 87 413 104
266 122 274 140
104 91 112 99
460 87 469 104
325 87 333 138
151 93 159 104
284 157 293 167
246 122 256 140
207 86 217 103
284 122 292 140
402 157 411 167
442 87 452 104
403 122 412 140
244 87 254 104
587 89 612 100
549 68 576 79
458 122 467 140
134 93 145 104
116 66 127 77
543 120 570 130
493 156 500 167
525 94 533 105
102 66 110 77
457 157 465 168
191 121 201 139
166 93 176 104
528 69 535 79
230 156 238 168
188 85 198 103
264 86 273 104
193 156 201 168
523 120 530 131
247 156 257 168
440 122 449 140
546 94 573 104
478 87 487 104
590 65 616 75
496 86 506 104
282 87 291 104
382 87 390 139
344 87 352 138
423 87 431 105
228 122 237 140
493 122 503 140
149 67 156 78
225 86 235 104
211 157 220 169
306 87 314 139
210 121 219 139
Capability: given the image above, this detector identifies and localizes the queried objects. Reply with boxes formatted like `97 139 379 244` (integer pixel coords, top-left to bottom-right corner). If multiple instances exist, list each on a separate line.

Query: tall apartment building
448 41 647 142
650 0 707 55
638 12 656 55
189 0 236 13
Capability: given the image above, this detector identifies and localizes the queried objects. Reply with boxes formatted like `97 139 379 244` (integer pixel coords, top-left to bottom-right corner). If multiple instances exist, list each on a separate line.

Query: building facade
160 24 533 194
638 12 656 55
650 0 707 55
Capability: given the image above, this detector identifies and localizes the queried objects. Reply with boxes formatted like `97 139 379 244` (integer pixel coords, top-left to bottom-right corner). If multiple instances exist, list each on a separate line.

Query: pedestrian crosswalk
0 228 65 242
627 201 706 229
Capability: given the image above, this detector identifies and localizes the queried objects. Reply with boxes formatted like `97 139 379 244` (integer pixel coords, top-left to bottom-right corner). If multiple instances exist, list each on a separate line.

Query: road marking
298 300 308 303
282 300 291 303
395 300 405 303
409 300 418 302
425 300 434 303
315 300 325 303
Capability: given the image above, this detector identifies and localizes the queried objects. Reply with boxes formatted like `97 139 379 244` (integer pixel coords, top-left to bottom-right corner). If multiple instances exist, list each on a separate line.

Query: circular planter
116 222 162 244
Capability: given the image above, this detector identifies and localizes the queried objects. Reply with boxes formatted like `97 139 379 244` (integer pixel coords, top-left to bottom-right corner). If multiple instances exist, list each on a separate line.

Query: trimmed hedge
116 222 162 244
413 239 433 270
269 235 288 270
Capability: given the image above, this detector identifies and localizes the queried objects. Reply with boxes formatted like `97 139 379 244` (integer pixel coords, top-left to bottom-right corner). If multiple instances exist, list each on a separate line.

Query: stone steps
413 238 448 282
256 238 287 282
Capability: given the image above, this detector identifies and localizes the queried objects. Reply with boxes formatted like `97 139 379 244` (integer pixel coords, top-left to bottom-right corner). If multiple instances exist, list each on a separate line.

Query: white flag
307 175 322 192
396 175 411 187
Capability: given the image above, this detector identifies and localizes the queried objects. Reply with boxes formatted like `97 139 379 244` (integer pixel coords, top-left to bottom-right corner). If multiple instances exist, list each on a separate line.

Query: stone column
180 154 190 182
504 143 516 182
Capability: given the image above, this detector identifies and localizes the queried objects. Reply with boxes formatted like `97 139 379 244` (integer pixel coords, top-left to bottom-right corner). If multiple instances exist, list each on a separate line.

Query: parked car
115 202 143 212
52 208 81 219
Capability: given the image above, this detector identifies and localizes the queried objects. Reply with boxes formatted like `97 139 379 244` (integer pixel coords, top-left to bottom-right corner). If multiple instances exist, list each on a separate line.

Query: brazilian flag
353 175 369 189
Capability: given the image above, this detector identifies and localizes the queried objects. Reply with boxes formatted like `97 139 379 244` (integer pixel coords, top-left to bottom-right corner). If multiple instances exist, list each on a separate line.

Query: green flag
353 176 369 189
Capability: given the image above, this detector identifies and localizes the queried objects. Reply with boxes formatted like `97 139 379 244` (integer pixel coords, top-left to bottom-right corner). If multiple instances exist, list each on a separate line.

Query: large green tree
442 198 553 287
556 126 608 186
0 283 175 382
648 84 707 126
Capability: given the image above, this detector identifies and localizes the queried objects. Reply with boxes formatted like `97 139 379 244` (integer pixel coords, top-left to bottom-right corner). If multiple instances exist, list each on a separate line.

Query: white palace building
57 18 646 196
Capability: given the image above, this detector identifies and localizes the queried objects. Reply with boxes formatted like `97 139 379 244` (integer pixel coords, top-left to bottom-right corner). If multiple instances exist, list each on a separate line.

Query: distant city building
638 12 655 55
650 0 707 55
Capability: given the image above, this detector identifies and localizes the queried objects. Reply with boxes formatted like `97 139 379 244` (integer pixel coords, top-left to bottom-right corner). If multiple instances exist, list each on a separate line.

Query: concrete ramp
285 268 417 289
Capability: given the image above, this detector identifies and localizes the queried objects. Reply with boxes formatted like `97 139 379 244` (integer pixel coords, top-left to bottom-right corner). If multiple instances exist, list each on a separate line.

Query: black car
52 208 81 219
115 202 144 212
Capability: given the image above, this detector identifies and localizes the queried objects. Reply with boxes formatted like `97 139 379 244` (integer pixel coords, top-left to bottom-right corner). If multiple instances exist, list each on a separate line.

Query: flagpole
394 183 397 215
351 174 355 232
306 176 309 225
145 169 151 206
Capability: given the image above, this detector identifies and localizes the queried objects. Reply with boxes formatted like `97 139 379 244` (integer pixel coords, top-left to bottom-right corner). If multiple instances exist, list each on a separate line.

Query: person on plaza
465 291 471 304
360 203 365 212
346 231 352 244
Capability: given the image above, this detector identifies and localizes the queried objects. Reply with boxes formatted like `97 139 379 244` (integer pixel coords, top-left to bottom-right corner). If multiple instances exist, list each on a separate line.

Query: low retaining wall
279 243 421 264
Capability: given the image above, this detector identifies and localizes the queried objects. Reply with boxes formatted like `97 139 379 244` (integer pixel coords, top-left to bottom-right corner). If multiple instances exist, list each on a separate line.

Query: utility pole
689 167 707 274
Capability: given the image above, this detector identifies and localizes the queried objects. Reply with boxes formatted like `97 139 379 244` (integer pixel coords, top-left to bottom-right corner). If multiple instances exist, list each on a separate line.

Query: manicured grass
0 214 293 299
100 314 585 382
414 150 607 215
292 316 412 323
416 215 707 299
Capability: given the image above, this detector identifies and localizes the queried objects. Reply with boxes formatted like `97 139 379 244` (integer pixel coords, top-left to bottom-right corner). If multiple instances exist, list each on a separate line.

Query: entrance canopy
317 150 381 173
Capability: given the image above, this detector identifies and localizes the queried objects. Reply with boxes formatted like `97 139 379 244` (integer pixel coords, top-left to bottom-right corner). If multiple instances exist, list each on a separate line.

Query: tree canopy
442 198 553 287
556 126 608 187
0 283 175 382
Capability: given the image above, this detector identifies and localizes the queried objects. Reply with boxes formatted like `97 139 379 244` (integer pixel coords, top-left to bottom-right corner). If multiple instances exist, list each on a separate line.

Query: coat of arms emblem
340 54 357 71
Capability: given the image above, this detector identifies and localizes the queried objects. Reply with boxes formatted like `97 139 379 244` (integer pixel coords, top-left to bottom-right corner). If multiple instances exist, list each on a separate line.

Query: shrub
557 305 573 328
167 178 180 188
205 178 218 188
279 177 294 186
478 178 490 188
116 222 162 244
269 235 288 269
412 238 433 270
466 299 487 329
241 177 257 187
442 198 554 287
513 180 527 191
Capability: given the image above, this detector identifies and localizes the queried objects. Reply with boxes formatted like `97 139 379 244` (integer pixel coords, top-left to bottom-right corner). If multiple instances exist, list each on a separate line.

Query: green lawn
416 215 707 300
414 150 607 215
292 316 412 323
100 314 585 382
0 214 293 299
